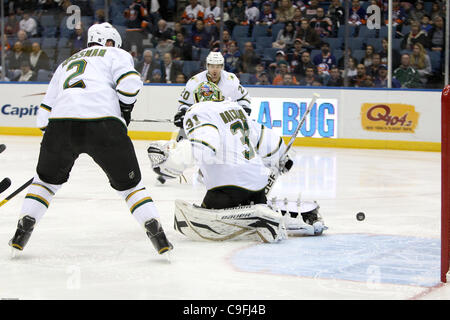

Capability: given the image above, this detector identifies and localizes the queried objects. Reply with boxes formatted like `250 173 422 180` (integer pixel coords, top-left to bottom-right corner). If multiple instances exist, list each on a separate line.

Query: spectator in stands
407 0 426 24
152 19 174 46
287 38 306 71
14 0 37 16
348 0 366 26
172 32 193 61
313 42 336 70
272 60 297 85
156 31 175 58
151 69 164 83
0 34 11 56
430 1 444 21
304 0 320 20
296 18 321 50
240 41 260 74
292 7 303 26
18 61 35 82
309 7 333 38
258 1 277 26
420 15 433 34
281 73 298 86
17 30 32 54
428 16 445 52
350 63 373 87
175 73 186 84
173 22 187 37
136 49 162 83
161 53 182 83
293 50 315 78
389 0 406 33
69 23 87 55
245 0 260 25
251 62 267 84
373 64 401 88
337 48 354 69
191 20 211 49
366 53 382 78
8 41 29 74
327 66 343 86
255 71 271 85
5 13 20 36
393 54 421 88
342 56 357 79
276 0 296 23
409 43 432 85
299 66 319 86
361 45 375 67
327 0 345 33
204 0 221 25
123 0 151 53
273 21 296 50
268 50 287 75
94 8 107 24
29 42 50 74
379 37 400 69
229 0 247 27
401 20 429 50
224 41 241 73
71 0 93 17
181 0 205 24
316 63 330 85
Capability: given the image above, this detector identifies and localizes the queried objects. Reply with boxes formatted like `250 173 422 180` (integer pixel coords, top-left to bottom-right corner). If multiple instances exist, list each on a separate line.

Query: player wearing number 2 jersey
9 23 173 257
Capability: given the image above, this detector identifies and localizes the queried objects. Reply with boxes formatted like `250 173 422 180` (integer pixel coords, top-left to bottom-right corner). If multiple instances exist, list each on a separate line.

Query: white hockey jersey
37 45 142 129
178 69 251 112
183 100 286 191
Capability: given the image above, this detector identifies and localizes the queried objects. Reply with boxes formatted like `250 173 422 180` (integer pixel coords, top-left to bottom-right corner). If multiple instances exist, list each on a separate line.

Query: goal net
442 85 450 283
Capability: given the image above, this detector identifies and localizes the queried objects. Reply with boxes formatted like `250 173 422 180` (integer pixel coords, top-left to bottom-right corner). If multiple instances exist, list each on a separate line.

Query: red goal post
442 85 450 283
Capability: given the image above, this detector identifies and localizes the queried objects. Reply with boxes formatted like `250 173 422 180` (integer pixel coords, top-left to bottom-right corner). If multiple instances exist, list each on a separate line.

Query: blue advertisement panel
250 97 338 138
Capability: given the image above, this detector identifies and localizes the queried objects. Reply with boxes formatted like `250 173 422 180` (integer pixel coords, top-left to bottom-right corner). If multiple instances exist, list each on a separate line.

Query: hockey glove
174 108 187 128
119 100 134 126
279 155 293 174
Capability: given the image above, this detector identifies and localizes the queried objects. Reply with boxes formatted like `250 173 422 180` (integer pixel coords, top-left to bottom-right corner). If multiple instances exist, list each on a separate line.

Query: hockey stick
264 93 320 196
0 178 11 194
0 144 6 154
131 119 174 123
0 178 33 208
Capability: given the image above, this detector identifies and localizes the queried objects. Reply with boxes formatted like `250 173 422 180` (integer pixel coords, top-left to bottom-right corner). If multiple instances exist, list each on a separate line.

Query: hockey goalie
148 82 327 243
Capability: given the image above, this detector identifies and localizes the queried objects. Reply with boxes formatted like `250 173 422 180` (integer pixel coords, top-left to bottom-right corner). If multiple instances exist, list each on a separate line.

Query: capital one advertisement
250 97 339 138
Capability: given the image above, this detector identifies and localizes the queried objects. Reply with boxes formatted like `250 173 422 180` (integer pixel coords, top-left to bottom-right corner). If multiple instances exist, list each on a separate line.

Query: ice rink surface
0 135 449 300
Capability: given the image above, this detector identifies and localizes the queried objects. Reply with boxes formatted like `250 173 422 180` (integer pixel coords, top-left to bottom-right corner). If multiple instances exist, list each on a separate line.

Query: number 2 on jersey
230 120 255 160
63 60 87 89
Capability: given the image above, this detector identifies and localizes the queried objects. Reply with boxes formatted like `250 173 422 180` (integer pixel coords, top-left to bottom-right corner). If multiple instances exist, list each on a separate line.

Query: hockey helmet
87 22 122 48
193 81 224 103
206 51 224 66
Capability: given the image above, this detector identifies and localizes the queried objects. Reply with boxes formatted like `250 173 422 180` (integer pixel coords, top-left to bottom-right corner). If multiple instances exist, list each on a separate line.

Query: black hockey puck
157 176 166 184
356 212 365 221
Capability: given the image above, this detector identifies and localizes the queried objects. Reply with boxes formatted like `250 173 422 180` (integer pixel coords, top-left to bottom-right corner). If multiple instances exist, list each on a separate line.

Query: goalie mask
193 81 224 103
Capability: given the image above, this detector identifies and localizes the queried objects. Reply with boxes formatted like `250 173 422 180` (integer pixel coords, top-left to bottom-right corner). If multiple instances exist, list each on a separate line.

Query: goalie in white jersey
148 82 326 242
9 23 172 257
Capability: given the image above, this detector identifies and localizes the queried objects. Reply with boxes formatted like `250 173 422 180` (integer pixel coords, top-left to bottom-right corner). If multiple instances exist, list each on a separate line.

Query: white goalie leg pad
267 198 327 236
174 200 287 243
148 139 194 178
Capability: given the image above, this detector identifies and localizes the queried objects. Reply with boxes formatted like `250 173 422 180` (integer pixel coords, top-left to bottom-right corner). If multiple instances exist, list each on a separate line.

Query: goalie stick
0 178 33 208
131 119 174 123
0 178 11 194
264 93 320 196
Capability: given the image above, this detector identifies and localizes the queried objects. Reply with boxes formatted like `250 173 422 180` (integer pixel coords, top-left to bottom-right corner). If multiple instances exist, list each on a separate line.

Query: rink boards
0 83 441 152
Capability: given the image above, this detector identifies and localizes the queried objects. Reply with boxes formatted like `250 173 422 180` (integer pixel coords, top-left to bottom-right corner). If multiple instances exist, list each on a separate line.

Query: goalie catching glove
119 100 134 126
174 108 187 128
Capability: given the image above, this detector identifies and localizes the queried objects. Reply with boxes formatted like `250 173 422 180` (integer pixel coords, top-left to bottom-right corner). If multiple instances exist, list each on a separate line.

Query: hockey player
9 23 173 256
154 51 252 184
148 82 326 242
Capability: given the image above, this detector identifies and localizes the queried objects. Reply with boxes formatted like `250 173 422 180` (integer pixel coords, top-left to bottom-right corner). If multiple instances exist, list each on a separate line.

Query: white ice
0 135 448 300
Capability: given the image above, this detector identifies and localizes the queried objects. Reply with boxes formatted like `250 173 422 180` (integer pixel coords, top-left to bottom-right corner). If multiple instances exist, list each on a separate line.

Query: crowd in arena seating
0 0 447 89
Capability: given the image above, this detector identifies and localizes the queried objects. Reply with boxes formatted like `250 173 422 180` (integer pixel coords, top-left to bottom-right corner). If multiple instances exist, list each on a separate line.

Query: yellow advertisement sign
361 103 419 133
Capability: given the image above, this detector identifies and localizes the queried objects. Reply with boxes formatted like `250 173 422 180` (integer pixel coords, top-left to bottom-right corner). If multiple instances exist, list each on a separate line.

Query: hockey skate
145 218 173 255
9 215 36 256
